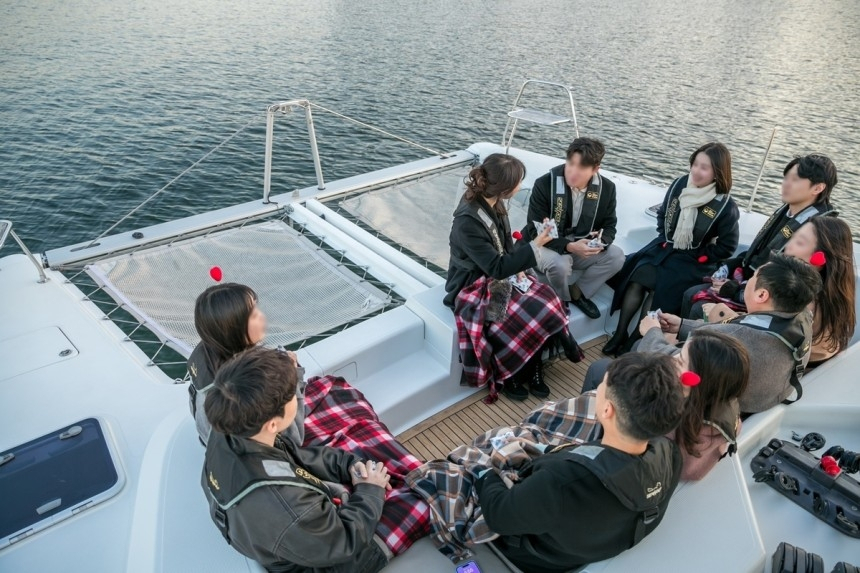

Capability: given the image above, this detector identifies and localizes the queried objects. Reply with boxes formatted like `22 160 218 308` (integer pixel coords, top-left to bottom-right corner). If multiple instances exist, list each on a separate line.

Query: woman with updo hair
445 153 583 403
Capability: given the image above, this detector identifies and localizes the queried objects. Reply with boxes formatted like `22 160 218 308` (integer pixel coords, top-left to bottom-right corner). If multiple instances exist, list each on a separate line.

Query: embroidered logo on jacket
645 481 663 499
702 206 717 218
190 362 198 378
296 467 323 486
586 191 599 200
781 225 793 239
209 471 220 491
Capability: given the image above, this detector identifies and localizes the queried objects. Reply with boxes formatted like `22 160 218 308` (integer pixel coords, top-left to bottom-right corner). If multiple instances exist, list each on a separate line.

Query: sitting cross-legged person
202 347 413 573
681 153 838 320
407 352 686 572
658 254 823 414
582 325 750 480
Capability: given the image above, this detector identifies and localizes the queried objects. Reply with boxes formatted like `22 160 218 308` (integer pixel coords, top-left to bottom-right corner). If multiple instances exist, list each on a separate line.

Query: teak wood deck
397 336 607 461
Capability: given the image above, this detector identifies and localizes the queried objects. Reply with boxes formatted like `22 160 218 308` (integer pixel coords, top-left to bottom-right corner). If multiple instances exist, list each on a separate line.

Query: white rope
85 116 258 247
308 102 446 157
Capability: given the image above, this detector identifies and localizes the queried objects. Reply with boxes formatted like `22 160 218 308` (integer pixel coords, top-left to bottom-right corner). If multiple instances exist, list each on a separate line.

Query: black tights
615 282 650 339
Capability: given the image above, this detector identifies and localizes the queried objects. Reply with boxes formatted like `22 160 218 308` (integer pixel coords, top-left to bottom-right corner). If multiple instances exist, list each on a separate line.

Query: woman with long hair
605 142 740 355
671 329 750 480
781 217 855 363
445 153 583 402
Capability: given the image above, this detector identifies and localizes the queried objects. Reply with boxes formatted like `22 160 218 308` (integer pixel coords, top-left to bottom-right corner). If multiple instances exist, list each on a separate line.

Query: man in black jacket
476 352 686 573
523 137 625 319
201 347 393 573
680 153 837 319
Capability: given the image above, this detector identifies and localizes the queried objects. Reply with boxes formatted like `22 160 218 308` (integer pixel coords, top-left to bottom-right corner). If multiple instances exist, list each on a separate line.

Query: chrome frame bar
264 100 326 204
8 228 48 283
503 79 580 154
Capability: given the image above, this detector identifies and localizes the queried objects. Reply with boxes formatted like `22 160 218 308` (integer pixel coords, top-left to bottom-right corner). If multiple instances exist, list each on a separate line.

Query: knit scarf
674 175 717 250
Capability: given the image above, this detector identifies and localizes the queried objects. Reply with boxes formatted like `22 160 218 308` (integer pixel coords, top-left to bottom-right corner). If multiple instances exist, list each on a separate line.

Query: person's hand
351 460 392 490
639 315 660 336
707 303 737 323
566 238 602 257
659 312 682 334
516 271 527 282
532 223 553 249
710 277 728 291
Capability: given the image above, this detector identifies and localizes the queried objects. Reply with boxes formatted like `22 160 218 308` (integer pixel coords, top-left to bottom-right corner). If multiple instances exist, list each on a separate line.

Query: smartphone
456 561 482 573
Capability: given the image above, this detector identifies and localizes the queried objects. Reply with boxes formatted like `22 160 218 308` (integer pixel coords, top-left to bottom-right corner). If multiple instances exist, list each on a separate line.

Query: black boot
555 329 585 363
502 376 529 401
602 330 628 356
527 354 550 399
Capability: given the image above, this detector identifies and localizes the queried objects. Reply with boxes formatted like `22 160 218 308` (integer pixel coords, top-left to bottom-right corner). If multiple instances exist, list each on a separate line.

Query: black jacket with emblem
476 437 682 573
202 432 388 573
727 201 837 279
444 196 537 308
522 165 619 253
609 174 740 314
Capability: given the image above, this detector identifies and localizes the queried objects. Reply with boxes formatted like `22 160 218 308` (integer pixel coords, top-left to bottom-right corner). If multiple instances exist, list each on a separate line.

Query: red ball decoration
209 266 223 282
698 255 708 263
820 455 841 476
512 231 523 241
810 251 827 268
680 371 701 387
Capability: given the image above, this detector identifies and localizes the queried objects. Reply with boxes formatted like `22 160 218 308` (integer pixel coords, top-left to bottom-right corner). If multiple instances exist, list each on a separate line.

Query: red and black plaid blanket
454 276 568 403
405 393 603 561
303 375 430 556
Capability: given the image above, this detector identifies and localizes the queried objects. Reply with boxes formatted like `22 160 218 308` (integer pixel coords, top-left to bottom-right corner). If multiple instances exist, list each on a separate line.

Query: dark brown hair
605 353 686 441
674 330 750 457
806 217 856 354
566 137 605 167
463 153 526 216
194 283 258 371
205 347 297 437
757 253 822 314
784 154 837 205
689 142 732 195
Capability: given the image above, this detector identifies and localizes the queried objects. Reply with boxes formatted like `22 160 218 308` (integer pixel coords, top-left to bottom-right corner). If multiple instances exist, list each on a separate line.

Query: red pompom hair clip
512 231 523 241
680 371 701 387
821 455 841 477
209 266 223 282
810 251 827 268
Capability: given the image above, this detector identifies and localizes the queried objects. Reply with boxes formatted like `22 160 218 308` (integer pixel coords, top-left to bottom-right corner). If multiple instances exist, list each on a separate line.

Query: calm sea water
2 0 859 257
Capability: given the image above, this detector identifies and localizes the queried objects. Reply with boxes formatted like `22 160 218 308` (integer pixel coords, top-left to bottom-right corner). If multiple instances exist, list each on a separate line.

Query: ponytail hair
463 153 526 215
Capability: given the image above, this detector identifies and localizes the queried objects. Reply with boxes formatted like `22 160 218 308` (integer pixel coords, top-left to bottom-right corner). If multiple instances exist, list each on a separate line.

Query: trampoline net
336 164 530 270
85 220 391 355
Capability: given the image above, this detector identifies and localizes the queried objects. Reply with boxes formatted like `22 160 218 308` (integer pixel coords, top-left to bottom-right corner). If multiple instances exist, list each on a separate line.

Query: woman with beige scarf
604 142 740 356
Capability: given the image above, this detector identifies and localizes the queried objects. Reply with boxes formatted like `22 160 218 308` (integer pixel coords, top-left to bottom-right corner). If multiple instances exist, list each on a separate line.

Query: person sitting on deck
188 282 305 446
583 327 750 480
444 153 583 403
189 283 432 556
202 347 397 573
520 137 625 320
681 153 839 320
605 142 739 356
476 353 685 572
657 254 823 414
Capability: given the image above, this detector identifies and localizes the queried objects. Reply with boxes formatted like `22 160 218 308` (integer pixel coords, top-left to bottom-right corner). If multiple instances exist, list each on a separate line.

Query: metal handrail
0 220 48 283
502 79 580 153
264 100 325 203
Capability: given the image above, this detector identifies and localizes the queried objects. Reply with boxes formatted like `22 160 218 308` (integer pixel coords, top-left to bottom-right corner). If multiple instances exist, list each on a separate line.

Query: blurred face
273 394 299 433
247 302 267 345
690 152 716 188
781 164 824 206
783 222 818 262
504 181 523 199
564 152 600 190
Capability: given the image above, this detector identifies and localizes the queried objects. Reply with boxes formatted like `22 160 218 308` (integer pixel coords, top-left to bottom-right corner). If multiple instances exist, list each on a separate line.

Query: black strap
188 383 198 418
213 506 231 545
781 363 805 404
633 506 660 545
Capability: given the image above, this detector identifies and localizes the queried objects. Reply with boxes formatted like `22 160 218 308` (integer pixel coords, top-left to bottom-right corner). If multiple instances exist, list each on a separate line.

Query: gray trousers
536 243 625 301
